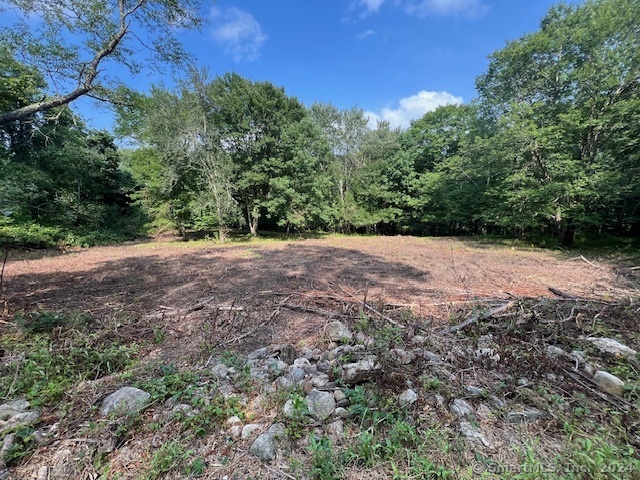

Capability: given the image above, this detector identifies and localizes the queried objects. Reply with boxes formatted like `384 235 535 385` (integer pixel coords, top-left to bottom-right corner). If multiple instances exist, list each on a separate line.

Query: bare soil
1 235 628 358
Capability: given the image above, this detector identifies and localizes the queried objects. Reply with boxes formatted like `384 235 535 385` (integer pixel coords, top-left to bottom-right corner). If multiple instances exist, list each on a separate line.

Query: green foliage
309 435 343 480
0 315 138 406
4 426 37 467
143 440 201 480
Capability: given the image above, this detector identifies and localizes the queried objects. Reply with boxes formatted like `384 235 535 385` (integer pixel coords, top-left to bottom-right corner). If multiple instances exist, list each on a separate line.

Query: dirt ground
1 235 631 359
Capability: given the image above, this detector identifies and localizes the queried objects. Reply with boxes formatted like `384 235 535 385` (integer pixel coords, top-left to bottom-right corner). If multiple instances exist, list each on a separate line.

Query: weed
284 391 311 439
15 309 91 334
309 435 343 480
143 440 198 479
178 396 242 438
135 364 199 403
4 426 37 467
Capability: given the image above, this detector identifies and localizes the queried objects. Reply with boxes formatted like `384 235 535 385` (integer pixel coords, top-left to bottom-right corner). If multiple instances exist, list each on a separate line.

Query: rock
517 378 530 387
593 371 625 396
335 407 349 418
324 321 353 343
100 387 151 417
316 361 331 373
570 350 587 365
342 357 379 384
229 425 243 438
249 424 285 463
170 404 194 418
449 399 474 418
242 424 262 440
334 389 347 403
210 363 229 378
422 351 444 364
506 408 546 423
306 389 336 422
477 334 495 349
226 415 243 427
267 359 288 378
247 347 270 361
586 338 638 359
488 395 505 410
459 421 492 448
275 376 294 391
293 357 312 371
289 367 306 382
0 399 30 420
399 389 418 407
390 349 416 365
300 379 313 394
546 345 566 358
326 419 344 439
276 344 297 365
465 386 485 398
310 374 330 388
282 399 296 418
475 348 500 366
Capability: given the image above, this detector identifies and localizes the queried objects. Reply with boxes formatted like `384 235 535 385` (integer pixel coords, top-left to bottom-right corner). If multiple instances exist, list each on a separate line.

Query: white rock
449 399 474 418
586 338 637 359
241 424 262 440
460 421 492 448
324 321 353 343
593 371 625 396
399 389 418 407
100 387 150 417
306 389 336 421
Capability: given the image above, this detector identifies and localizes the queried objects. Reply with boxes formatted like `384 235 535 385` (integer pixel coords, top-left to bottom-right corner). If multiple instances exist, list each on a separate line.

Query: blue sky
4 0 581 131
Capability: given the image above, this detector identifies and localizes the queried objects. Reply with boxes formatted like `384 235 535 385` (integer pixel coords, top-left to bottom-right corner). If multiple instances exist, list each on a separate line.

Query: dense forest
1 0 639 248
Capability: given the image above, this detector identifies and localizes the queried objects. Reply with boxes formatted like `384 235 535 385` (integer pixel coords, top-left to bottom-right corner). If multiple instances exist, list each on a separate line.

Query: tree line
1 0 639 247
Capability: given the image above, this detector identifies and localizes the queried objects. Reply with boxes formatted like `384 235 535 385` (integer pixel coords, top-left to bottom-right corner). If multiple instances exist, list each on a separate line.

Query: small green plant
143 440 197 479
309 435 342 480
354 312 370 332
4 426 37 466
284 391 311 439
135 364 199 403
16 309 91 334
178 396 242 438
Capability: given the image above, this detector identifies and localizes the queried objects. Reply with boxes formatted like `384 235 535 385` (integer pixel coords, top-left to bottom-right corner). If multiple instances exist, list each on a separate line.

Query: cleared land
1 235 639 479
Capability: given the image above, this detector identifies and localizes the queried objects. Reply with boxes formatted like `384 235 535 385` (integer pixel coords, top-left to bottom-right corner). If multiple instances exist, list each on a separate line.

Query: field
1 235 639 479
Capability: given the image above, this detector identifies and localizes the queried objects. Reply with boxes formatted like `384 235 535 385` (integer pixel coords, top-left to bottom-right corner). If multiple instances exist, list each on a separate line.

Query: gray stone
275 376 294 390
390 348 416 365
326 419 344 439
210 363 229 378
488 395 505 410
546 345 566 358
449 399 474 418
517 378 530 387
0 399 30 420
277 344 297 365
434 395 446 408
293 357 312 371
593 370 625 396
310 374 330 388
584 363 596 376
324 321 353 343
316 361 331 373
422 350 444 364
335 407 349 418
249 431 279 462
587 338 638 359
267 359 288 378
241 424 262 440
399 389 418 407
334 389 347 403
459 421 492 448
570 350 587 365
342 357 379 384
306 389 336 422
289 367 306 382
100 387 151 417
247 347 270 361
226 415 243 427
506 408 546 423
283 399 296 418
465 386 485 398
170 404 195 418
229 425 243 438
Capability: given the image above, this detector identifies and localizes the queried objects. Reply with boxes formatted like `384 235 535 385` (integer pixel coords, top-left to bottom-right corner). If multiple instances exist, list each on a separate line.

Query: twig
218 297 288 346
338 286 405 329
443 302 516 334
579 255 598 268
548 287 577 299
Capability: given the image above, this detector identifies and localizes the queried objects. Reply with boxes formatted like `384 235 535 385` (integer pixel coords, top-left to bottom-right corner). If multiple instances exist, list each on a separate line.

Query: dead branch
0 248 8 293
443 302 516 334
562 369 632 411
579 255 598 268
219 298 287 347
337 285 405 329
548 287 577 299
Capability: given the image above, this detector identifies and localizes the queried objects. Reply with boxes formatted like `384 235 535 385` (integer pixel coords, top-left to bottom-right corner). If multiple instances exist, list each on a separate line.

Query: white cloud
365 90 463 129
356 29 375 40
360 0 386 13
210 7 267 62
404 0 489 18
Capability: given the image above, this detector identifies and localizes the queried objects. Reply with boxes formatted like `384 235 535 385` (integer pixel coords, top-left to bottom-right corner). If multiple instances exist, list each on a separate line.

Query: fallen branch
219 298 287 346
548 287 577 299
579 255 598 268
442 301 516 334
0 248 8 293
337 285 405 329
